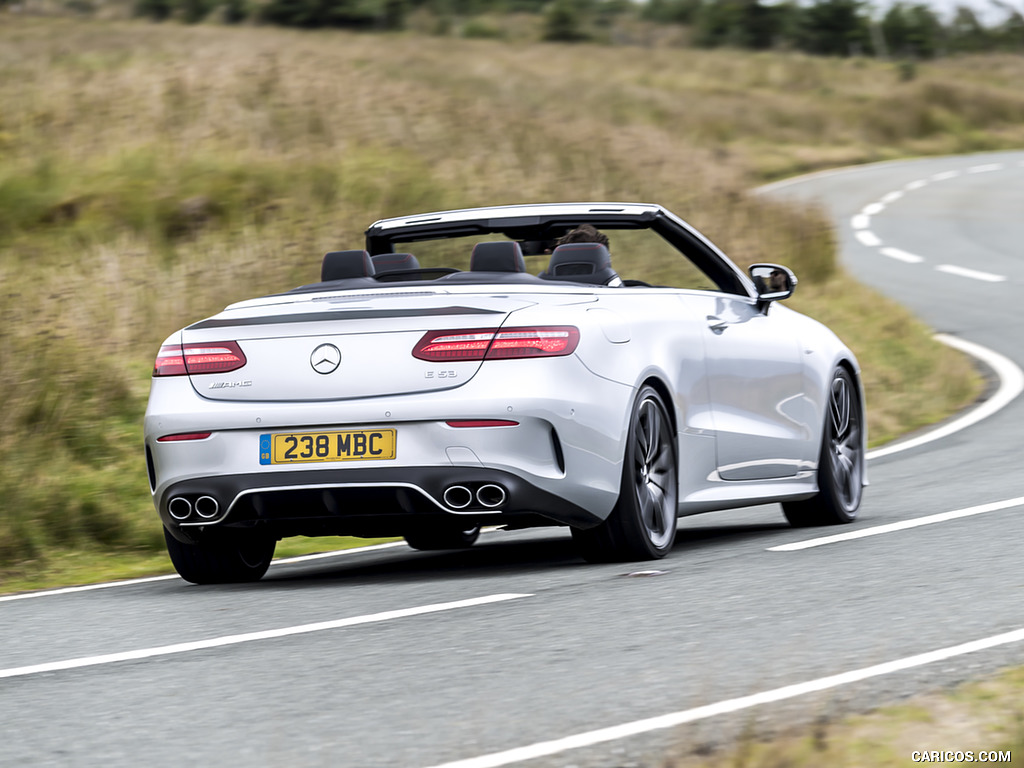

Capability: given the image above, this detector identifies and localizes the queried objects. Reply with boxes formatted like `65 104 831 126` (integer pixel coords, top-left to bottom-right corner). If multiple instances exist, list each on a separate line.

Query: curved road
3 152 1024 768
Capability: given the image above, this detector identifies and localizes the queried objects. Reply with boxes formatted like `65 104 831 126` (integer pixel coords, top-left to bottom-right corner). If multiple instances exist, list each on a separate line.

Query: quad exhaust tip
442 483 507 510
194 495 220 519
443 485 473 510
168 497 192 521
476 484 506 508
168 495 220 521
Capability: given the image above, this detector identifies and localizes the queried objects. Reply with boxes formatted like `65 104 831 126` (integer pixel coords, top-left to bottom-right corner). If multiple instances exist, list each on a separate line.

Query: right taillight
413 326 579 362
153 342 247 377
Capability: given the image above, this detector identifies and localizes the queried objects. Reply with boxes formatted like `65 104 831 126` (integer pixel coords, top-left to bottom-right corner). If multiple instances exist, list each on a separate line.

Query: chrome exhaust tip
194 495 220 520
476 484 506 508
443 485 473 510
168 497 192 521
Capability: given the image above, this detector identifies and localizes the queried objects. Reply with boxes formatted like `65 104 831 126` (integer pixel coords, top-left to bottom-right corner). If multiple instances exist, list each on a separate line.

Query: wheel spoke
643 482 669 533
638 484 658 532
830 377 850 438
643 403 662 465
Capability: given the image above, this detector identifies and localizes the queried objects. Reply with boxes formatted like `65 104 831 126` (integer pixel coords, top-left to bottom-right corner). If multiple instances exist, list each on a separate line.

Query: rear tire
164 528 276 584
783 366 864 527
573 385 678 562
404 526 480 551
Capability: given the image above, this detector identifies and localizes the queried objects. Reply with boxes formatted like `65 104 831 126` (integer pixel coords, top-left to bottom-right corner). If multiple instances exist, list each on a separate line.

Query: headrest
321 250 375 282
541 243 620 285
371 252 420 275
470 241 527 272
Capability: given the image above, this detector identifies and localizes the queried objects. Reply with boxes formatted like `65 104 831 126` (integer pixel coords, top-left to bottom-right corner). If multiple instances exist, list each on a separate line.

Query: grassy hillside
3 17 1023 587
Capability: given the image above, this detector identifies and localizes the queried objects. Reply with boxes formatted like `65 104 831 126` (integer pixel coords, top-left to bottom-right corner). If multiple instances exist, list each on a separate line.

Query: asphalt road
3 152 1024 768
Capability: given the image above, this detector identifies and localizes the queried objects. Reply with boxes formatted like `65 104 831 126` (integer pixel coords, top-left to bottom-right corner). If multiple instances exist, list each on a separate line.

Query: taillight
413 326 579 361
445 420 519 428
157 432 213 442
153 342 246 377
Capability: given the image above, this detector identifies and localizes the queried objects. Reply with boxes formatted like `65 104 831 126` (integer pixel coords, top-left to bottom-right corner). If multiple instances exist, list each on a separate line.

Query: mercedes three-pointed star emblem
310 343 341 375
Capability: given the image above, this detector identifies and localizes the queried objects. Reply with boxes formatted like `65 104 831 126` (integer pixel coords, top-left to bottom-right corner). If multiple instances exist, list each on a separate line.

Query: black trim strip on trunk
187 306 502 330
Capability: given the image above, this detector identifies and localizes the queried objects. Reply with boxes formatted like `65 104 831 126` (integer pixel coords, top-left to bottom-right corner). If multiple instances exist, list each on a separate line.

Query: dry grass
2 16 1017 578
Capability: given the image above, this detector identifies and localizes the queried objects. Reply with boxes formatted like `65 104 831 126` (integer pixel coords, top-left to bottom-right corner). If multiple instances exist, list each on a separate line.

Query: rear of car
144 285 637 562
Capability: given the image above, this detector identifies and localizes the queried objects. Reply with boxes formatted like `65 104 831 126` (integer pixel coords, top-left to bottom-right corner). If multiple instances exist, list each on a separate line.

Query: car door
688 293 813 480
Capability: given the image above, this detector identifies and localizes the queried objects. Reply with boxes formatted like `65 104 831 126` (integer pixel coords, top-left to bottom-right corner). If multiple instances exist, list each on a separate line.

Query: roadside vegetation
3 17 1024 588
1 15 1022 768
667 665 1023 767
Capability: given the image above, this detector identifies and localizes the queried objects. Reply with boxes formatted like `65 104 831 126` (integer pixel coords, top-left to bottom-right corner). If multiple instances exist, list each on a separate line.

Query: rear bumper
146 355 636 539
159 465 599 543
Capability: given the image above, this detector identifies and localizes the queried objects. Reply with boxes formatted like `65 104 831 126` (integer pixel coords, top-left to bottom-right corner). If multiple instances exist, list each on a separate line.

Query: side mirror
749 263 797 306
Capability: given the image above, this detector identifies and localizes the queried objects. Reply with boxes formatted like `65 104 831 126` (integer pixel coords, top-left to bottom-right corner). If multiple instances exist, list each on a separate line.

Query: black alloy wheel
573 385 678 562
783 366 864 527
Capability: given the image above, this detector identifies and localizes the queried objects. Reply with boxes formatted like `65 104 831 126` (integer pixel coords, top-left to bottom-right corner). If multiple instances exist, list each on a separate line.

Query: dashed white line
931 170 960 181
862 202 885 216
0 593 531 679
867 334 1024 460
881 191 903 203
879 247 924 264
422 626 1024 768
851 214 870 230
855 230 882 247
904 179 928 191
936 264 1007 282
768 496 1024 552
968 163 1004 173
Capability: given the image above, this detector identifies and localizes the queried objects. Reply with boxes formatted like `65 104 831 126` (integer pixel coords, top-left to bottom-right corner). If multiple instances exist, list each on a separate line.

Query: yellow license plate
259 429 396 465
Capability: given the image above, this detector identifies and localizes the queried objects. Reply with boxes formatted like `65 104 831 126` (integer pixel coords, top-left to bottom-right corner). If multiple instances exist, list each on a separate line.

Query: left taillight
153 342 247 377
413 326 580 362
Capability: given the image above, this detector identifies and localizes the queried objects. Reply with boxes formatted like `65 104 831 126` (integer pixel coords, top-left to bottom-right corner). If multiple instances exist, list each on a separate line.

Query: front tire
164 528 276 584
783 366 864 527
573 385 678 562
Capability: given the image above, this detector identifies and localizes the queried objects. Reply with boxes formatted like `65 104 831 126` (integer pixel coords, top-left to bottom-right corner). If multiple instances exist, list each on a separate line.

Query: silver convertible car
144 203 866 583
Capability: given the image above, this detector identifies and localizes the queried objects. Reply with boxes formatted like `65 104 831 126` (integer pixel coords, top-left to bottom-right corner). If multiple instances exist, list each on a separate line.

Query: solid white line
422 626 1024 768
867 334 1024 460
968 163 1004 173
0 541 410 603
855 230 881 247
936 264 1007 282
879 247 924 264
768 496 1024 552
273 541 408 564
0 575 180 603
0 593 530 679
850 214 870 230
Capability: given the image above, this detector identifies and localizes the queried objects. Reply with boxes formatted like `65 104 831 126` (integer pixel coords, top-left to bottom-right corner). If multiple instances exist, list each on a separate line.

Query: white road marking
879 247 924 264
855 230 881 247
904 179 927 190
0 541 410 603
867 334 1024 460
931 170 960 181
422 626 1024 768
936 264 1007 282
0 593 530 679
881 191 903 203
768 496 1024 552
851 214 870 230
968 163 1003 173
273 541 408 564
862 202 885 215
